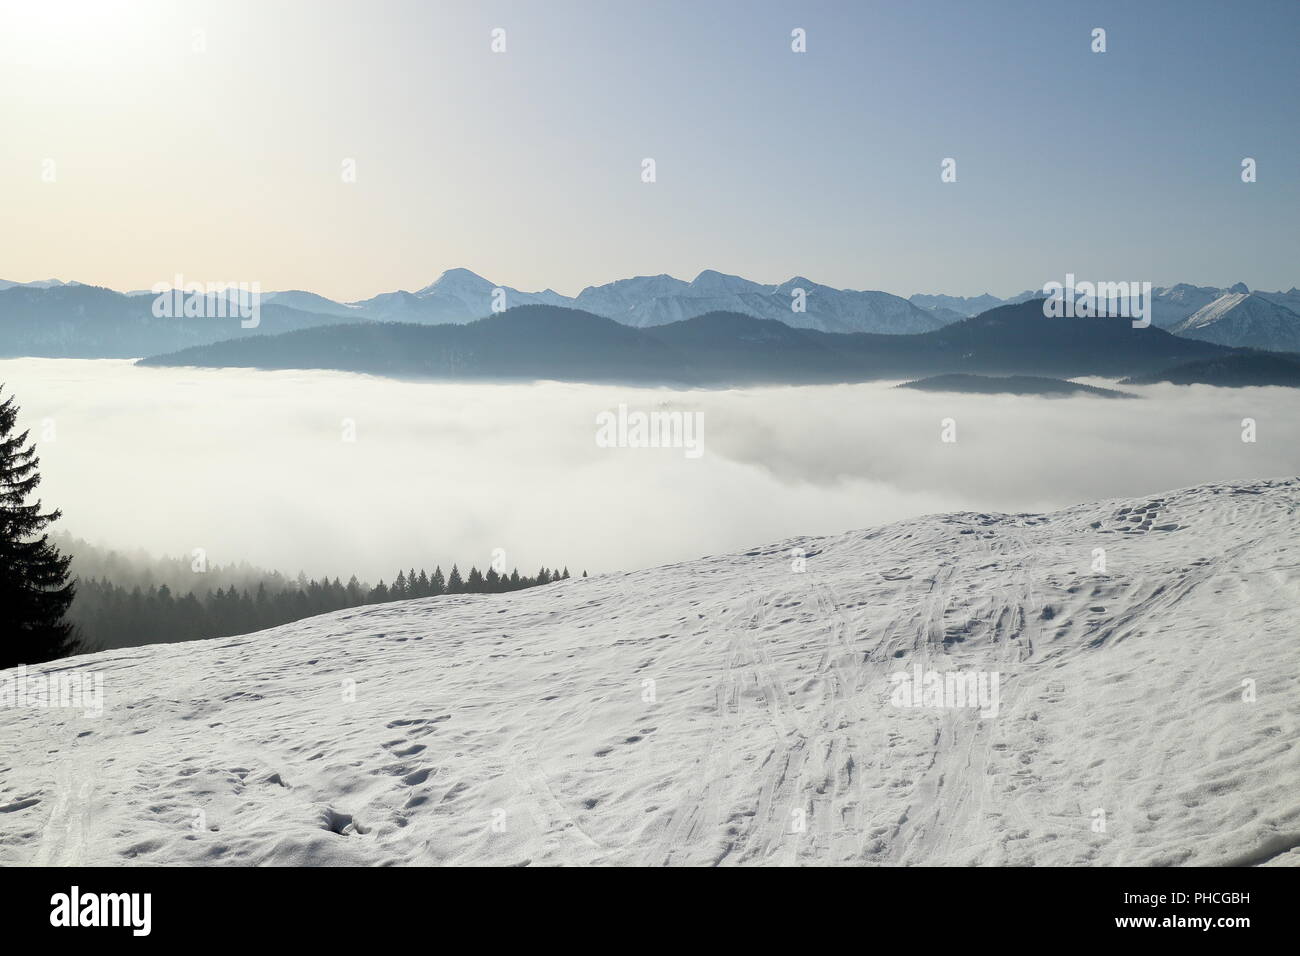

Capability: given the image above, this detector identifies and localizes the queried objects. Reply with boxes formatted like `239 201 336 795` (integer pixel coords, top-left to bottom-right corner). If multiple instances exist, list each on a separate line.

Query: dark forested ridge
143 305 695 384
139 300 1238 385
61 537 582 653
1120 351 1300 387
896 374 1135 398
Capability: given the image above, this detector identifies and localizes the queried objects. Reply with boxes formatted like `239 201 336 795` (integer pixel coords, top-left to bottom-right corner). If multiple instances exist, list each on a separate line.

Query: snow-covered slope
574 272 947 333
347 269 571 324
413 267 571 312
909 292 1007 317
959 283 1278 332
3 478 1299 866
1257 288 1300 316
263 290 361 317
765 277 947 333
1141 283 1222 329
1173 292 1300 351
571 273 690 316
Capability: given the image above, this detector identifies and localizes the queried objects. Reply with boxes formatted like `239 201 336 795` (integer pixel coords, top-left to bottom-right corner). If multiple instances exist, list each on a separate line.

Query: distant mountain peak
416 268 493 296
436 267 489 282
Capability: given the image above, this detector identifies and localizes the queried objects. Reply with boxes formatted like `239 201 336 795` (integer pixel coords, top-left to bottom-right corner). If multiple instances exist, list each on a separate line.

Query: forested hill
57 534 581 652
138 301 1235 385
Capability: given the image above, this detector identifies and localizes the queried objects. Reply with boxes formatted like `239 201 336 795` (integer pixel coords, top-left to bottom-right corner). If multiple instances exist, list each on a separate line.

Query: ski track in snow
2 477 1299 866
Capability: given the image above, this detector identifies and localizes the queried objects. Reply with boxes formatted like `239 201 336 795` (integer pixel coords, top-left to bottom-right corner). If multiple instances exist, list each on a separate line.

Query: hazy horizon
2 267 1296 306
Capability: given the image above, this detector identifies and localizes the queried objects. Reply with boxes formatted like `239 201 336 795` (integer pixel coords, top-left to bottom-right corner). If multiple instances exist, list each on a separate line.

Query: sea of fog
3 358 1298 582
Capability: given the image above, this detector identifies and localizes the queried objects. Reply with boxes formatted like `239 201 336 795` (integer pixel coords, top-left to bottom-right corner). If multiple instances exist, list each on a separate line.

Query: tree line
72 564 581 652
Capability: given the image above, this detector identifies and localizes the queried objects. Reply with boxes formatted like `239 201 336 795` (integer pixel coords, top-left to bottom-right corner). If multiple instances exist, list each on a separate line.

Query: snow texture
2 478 1298 866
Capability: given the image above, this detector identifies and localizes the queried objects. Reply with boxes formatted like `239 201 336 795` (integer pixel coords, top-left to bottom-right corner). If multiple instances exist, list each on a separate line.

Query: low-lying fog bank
4 359 1297 580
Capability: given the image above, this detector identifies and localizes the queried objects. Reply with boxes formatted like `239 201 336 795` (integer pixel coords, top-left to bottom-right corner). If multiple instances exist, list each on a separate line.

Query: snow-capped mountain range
273 270 1300 342
6 270 1300 350
331 268 948 334
1171 292 1300 352
568 270 948 334
3 477 1297 865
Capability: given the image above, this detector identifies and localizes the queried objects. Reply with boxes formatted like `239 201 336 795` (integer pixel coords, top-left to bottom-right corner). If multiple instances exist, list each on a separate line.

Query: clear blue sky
3 0 1297 299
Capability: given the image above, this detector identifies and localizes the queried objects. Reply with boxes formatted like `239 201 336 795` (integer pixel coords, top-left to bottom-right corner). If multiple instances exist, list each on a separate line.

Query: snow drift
2 478 1299 866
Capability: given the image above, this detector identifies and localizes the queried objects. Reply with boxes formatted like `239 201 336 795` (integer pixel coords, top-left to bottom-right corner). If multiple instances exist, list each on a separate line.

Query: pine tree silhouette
0 387 75 666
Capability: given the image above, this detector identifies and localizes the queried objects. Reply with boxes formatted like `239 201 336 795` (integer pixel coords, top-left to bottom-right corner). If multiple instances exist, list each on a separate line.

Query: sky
1 0 1297 301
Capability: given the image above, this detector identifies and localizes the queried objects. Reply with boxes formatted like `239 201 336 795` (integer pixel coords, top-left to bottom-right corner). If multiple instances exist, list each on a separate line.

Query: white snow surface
1173 292 1300 351
2 478 1299 866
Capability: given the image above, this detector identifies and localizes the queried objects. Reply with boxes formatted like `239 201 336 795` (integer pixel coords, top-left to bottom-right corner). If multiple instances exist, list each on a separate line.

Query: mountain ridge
138 300 1236 386
6 273 1300 358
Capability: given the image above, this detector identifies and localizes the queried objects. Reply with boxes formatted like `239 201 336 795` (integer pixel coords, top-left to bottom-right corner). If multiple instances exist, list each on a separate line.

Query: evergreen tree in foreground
0 387 75 666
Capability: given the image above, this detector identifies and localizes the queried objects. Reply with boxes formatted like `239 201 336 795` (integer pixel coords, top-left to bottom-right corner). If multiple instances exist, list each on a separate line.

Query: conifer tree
346 575 364 605
0 388 76 666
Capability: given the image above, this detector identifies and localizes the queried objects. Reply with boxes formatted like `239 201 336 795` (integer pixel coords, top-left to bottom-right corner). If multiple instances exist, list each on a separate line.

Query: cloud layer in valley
4 359 1298 583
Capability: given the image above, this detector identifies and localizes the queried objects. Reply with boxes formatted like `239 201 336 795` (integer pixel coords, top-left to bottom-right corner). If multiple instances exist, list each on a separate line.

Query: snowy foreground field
3 478 1299 866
